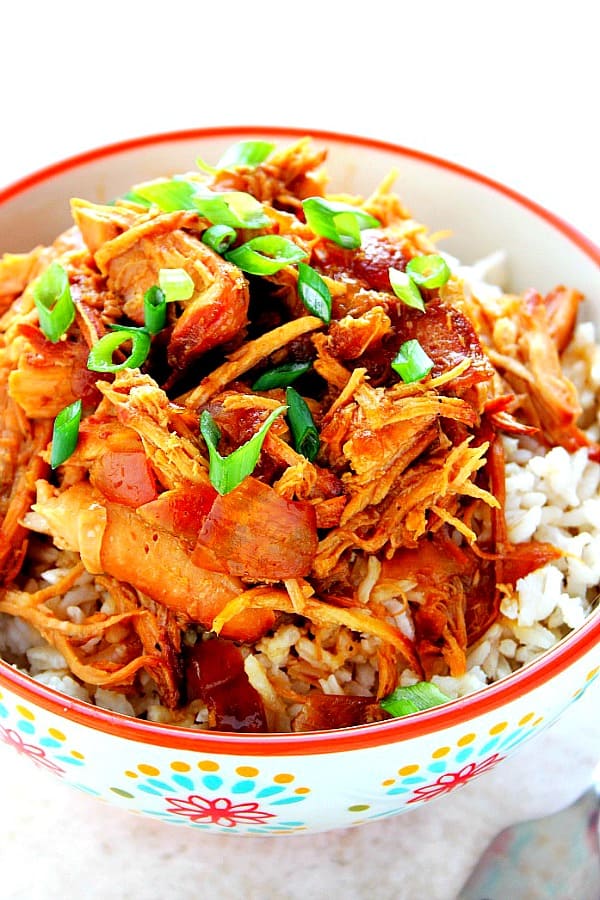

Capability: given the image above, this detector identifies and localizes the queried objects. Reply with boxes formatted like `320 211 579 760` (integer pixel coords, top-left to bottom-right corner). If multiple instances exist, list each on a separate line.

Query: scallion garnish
285 387 319 461
405 254 451 290
302 197 380 249
380 682 451 718
391 339 434 384
158 267 195 303
225 235 308 276
128 179 199 212
389 267 426 312
50 399 82 469
196 140 275 174
119 190 153 208
143 286 167 334
193 190 271 229
87 328 152 373
32 262 75 343
128 179 270 228
202 223 237 254
216 140 275 169
297 262 332 323
252 361 312 391
200 404 286 495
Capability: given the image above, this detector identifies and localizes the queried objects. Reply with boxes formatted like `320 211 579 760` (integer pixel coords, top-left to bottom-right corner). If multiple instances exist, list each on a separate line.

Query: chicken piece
8 323 103 417
0 375 51 581
0 248 44 314
328 306 392 360
97 370 209 490
210 137 328 210
542 285 582 352
31 480 277 643
70 199 140 255
486 292 589 452
93 210 250 374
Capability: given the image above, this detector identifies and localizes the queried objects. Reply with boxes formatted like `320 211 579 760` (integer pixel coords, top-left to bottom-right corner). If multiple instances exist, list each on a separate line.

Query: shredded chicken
0 135 591 733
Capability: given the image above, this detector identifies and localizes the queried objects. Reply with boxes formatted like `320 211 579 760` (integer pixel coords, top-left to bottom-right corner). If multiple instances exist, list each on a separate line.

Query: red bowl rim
1 124 599 757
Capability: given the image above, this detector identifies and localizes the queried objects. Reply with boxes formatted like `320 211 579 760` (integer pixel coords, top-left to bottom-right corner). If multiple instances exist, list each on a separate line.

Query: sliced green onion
252 361 312 391
128 179 199 212
200 404 286 495
128 179 270 228
143 285 167 334
119 190 153 208
192 190 270 229
32 262 75 343
158 268 195 303
217 140 275 169
389 267 425 312
285 387 319 461
405 254 451 289
196 140 275 175
87 328 151 373
297 262 332 323
202 223 237 254
391 339 434 384
380 682 451 718
302 197 380 249
225 235 308 276
50 399 82 469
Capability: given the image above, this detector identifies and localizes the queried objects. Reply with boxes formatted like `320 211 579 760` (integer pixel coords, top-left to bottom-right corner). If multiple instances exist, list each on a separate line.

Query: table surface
1 3 599 898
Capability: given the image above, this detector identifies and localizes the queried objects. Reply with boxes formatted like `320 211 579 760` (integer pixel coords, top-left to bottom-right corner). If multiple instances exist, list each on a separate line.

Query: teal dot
55 755 85 767
231 779 255 794
427 761 447 774
387 786 410 795
500 731 529 751
271 795 305 805
17 720 35 735
256 785 286 798
456 747 474 763
0 703 8 718
172 774 195 791
39 737 62 749
138 784 162 796
202 774 223 790
402 774 427 785
479 737 500 755
147 778 175 791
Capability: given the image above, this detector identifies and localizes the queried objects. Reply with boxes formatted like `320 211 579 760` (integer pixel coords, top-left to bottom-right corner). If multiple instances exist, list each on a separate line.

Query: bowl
1 126 599 835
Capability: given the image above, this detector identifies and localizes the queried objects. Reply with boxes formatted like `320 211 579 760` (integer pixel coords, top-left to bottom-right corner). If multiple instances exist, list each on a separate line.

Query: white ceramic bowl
1 127 599 835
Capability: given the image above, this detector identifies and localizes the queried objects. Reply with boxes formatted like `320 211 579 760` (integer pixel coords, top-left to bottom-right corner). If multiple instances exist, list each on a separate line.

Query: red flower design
0 724 65 776
165 794 276 828
406 753 505 804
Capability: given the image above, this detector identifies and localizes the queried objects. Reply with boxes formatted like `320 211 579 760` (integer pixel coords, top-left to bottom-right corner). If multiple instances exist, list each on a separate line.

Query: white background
1 2 599 898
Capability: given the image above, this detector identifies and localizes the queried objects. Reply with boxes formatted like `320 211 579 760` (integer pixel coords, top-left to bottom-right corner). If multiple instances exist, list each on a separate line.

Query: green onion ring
143 286 167 334
202 224 237 254
405 254 451 289
87 328 152 373
297 262 332 322
50 399 82 469
32 262 76 343
225 235 308 276
200 405 286 495
285 387 320 461
391 339 434 384
389 268 426 312
252 361 312 391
